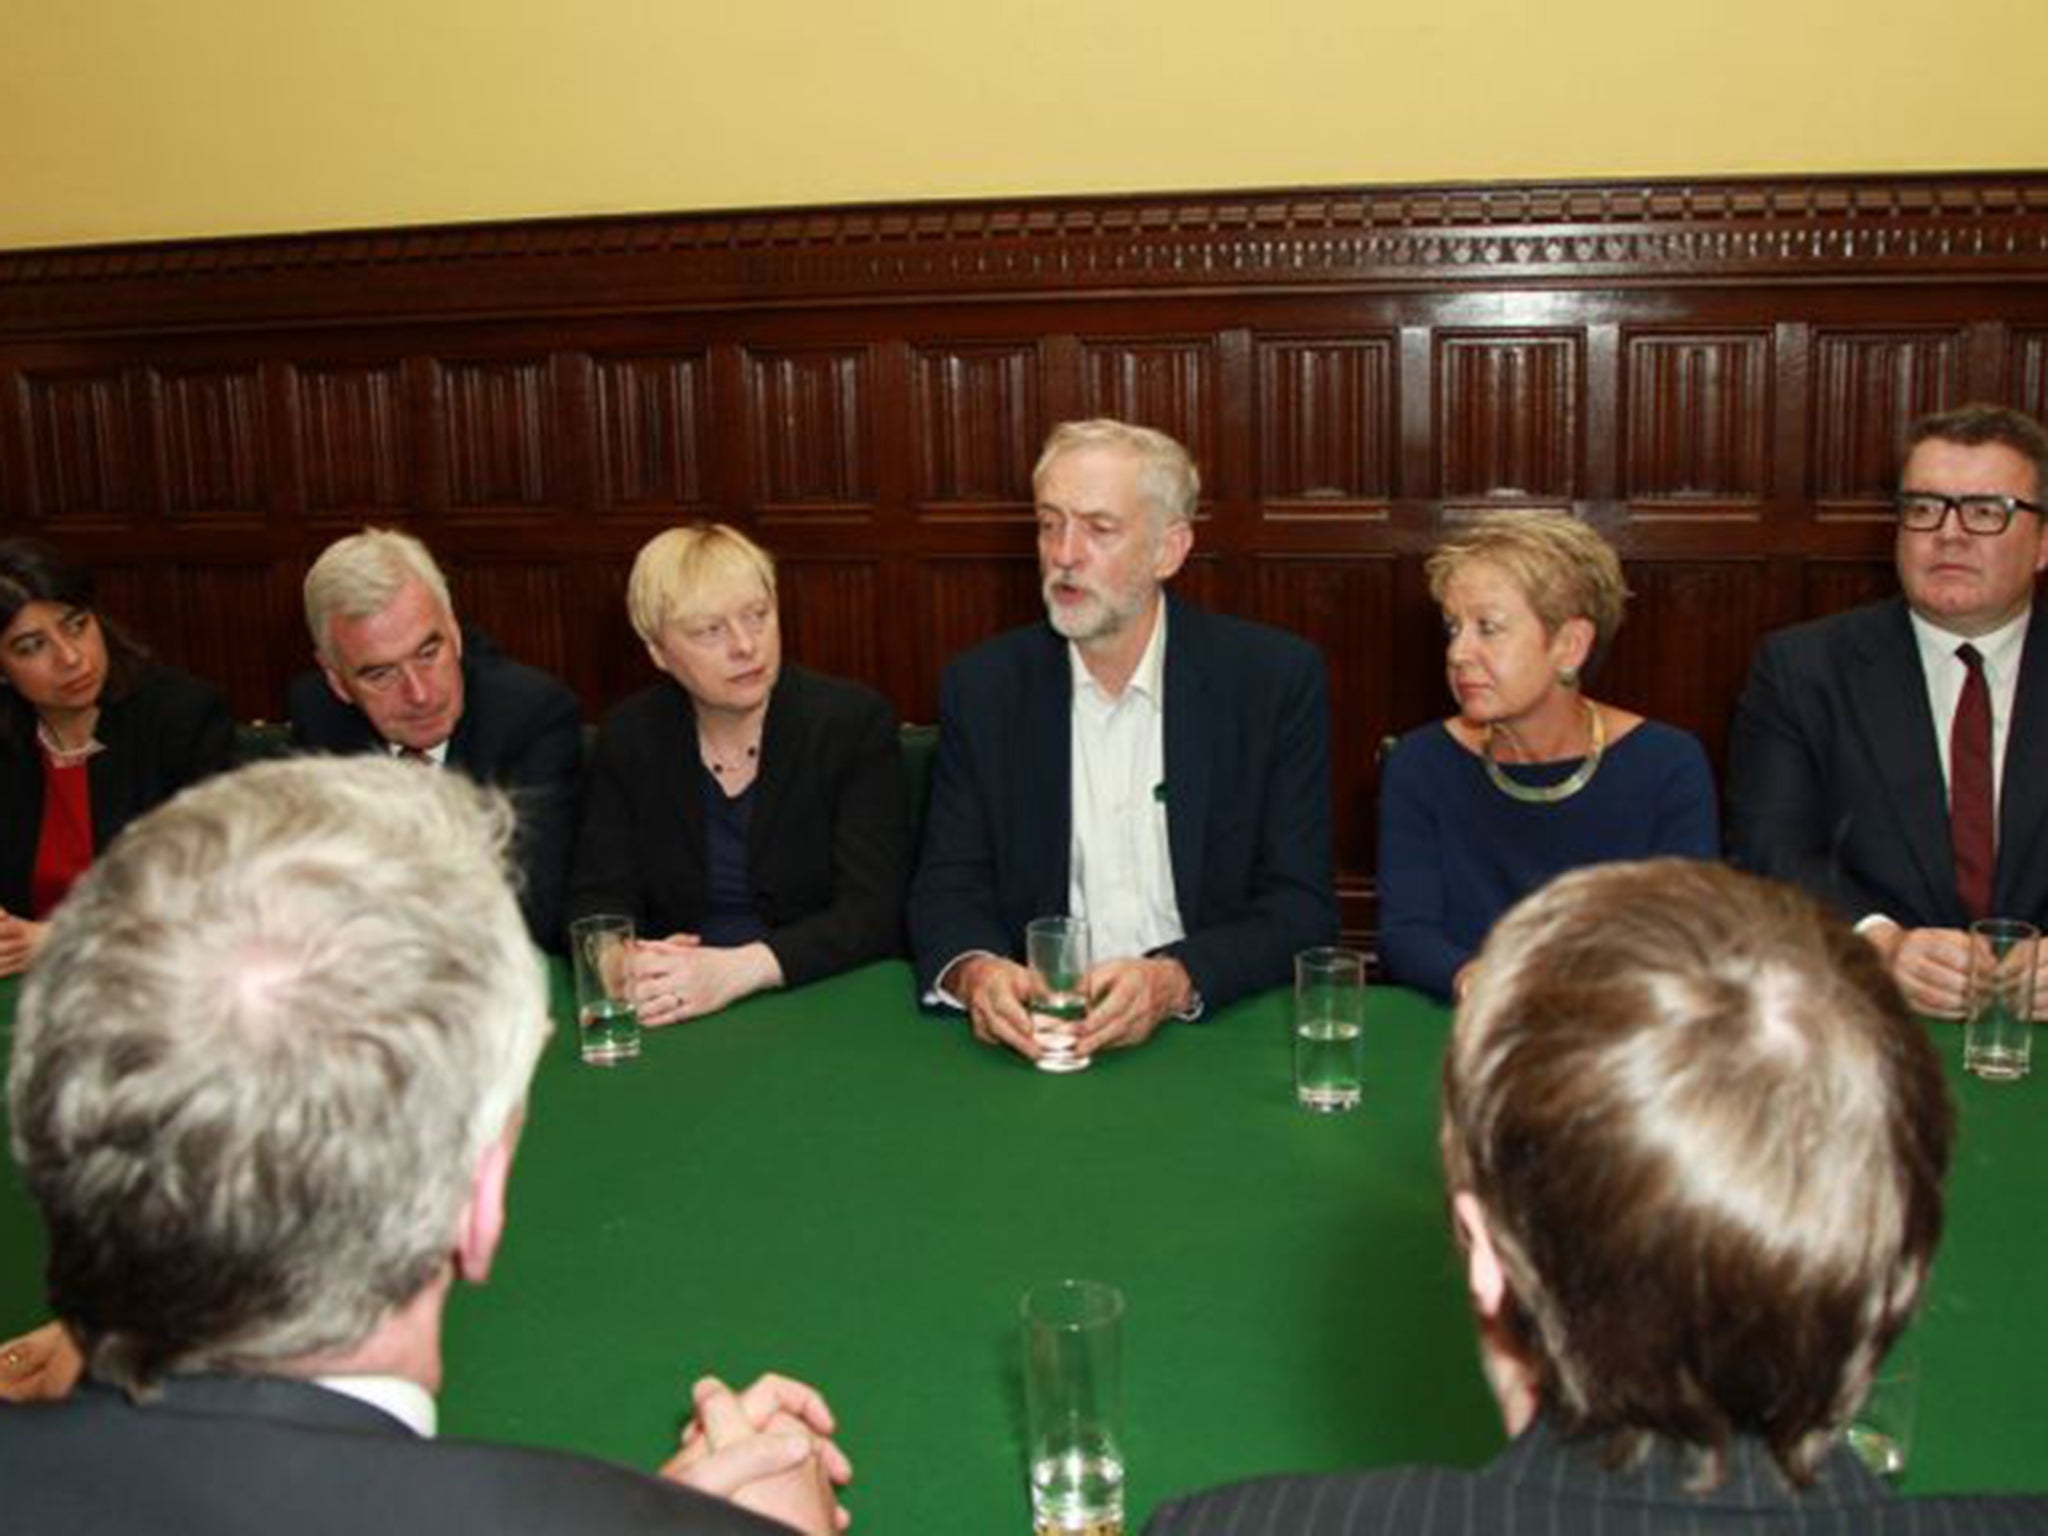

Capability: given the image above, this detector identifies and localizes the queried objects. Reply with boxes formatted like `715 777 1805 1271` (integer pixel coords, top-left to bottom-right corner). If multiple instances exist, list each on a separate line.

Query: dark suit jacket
0 663 234 917
567 665 908 987
907 594 1337 1010
0 1374 791 1534
1727 598 2048 929
1145 1417 2048 1534
288 629 584 950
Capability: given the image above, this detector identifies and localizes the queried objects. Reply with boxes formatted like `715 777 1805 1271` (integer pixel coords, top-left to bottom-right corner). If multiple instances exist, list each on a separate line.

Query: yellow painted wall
2 0 2043 249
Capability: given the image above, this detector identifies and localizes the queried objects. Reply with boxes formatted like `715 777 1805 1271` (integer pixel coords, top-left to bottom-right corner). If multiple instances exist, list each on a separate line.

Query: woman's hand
631 937 784 1026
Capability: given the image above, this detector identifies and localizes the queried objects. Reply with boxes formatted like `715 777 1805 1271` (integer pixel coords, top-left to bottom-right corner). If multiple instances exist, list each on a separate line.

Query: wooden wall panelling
437 354 560 517
1436 330 1584 502
150 363 269 523
448 559 572 683
780 558 882 684
743 344 876 516
2014 328 2048 423
1252 333 1397 517
1808 328 1965 513
19 365 142 528
1601 559 1770 773
1621 329 1772 511
910 341 1041 515
291 358 414 525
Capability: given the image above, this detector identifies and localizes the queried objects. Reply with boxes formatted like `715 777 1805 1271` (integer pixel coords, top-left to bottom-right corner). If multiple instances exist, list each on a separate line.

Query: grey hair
1033 419 1201 531
303 527 455 664
7 756 551 1392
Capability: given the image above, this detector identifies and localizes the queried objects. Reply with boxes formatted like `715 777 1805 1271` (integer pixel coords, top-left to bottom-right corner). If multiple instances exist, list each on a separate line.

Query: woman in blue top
1378 510 1718 1001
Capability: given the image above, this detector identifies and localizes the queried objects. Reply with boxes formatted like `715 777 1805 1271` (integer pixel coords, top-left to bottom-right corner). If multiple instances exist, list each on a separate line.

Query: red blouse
31 754 93 918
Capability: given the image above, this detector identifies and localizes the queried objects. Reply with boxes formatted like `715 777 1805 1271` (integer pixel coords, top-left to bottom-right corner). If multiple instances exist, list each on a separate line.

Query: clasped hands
628 935 783 1028
950 953 1192 1061
1868 920 2048 1018
662 1371 853 1534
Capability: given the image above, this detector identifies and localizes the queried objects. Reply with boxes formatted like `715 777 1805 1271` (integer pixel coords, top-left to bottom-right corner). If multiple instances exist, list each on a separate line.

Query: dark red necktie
1951 642 1995 921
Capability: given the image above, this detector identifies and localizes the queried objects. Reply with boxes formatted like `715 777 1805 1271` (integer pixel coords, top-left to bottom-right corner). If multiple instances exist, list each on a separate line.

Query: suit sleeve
160 673 236 791
1374 735 1465 1002
499 684 584 953
1726 636 1878 919
761 690 909 987
907 661 1021 995
1161 643 1339 1011
564 713 643 934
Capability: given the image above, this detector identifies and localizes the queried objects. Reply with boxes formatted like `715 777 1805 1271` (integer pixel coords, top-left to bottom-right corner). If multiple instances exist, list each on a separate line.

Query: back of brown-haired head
1442 858 1952 1489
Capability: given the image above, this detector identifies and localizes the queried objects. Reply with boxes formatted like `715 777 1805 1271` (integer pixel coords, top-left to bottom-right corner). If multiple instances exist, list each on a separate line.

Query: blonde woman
567 524 908 1021
1377 511 1716 1000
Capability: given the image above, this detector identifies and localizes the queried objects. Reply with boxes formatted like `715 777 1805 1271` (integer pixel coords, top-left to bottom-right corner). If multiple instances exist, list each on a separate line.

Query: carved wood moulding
5 174 2048 335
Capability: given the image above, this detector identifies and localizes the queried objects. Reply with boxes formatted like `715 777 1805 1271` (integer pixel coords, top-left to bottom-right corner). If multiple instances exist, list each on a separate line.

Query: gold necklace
1483 699 1604 805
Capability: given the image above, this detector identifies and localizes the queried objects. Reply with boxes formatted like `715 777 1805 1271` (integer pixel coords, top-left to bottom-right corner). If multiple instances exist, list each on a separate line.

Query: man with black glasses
1729 403 2048 1015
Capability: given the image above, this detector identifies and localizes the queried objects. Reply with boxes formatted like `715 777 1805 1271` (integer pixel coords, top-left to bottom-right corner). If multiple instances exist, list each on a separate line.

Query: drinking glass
1021 1279 1125 1535
1964 918 2037 1080
570 913 643 1066
1027 916 1092 1074
1294 946 1366 1111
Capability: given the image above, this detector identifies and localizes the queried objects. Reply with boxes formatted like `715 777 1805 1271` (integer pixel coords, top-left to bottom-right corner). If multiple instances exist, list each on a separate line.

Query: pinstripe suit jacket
1144 1419 2048 1534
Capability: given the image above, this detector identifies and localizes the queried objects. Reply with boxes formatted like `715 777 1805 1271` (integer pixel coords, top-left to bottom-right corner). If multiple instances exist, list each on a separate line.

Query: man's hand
632 937 783 1027
0 912 48 978
0 1321 82 1404
1866 922 1973 1018
1076 957 1191 1054
946 954 1042 1061
661 1372 852 1534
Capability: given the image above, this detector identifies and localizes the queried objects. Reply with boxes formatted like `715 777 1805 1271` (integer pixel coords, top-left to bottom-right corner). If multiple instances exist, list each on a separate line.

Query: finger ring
2 1350 19 1368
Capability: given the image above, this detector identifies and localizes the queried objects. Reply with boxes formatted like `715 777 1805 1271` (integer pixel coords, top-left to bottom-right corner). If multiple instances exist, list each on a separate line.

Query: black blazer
0 663 233 917
0 1374 791 1535
567 664 908 987
1727 597 2048 929
906 593 1338 1011
1145 1417 2048 1534
288 629 584 950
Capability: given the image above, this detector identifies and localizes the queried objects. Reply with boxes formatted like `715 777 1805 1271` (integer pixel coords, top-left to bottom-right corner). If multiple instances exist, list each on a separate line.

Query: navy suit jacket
908 594 1337 1011
287 629 584 950
1727 597 2048 930
0 664 233 917
0 1374 789 1535
1145 1417 2048 1534
567 664 908 987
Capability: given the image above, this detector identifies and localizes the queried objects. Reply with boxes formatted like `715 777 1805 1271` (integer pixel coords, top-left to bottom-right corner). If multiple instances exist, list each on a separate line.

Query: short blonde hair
304 528 453 664
626 524 778 644
1033 419 1200 530
1426 510 1630 657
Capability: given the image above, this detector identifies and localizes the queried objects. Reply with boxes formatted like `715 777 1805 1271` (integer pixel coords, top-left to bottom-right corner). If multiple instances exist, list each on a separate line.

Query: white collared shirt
1858 606 2032 934
314 1373 437 1437
1067 603 1184 962
1909 606 2028 816
387 739 451 767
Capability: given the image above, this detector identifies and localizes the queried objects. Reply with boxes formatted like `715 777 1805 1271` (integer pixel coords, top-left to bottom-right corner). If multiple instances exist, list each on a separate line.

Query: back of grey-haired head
7 756 550 1391
1033 419 1201 529
303 527 454 663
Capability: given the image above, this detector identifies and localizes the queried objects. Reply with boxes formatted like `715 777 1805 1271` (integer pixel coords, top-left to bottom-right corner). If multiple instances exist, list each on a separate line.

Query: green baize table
4 964 2047 1530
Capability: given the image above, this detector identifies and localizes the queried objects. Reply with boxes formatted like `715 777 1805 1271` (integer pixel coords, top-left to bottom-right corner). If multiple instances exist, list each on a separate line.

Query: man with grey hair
289 527 583 950
909 419 1336 1062
0 757 849 1534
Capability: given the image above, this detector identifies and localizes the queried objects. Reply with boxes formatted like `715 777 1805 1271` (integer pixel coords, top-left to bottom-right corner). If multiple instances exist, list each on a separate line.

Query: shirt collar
313 1373 438 1437
386 738 452 767
1909 604 2030 681
1067 597 1169 705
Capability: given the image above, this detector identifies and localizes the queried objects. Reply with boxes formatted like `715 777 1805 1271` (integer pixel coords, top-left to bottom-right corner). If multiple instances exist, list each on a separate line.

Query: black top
568 664 908 987
698 769 767 947
0 663 234 917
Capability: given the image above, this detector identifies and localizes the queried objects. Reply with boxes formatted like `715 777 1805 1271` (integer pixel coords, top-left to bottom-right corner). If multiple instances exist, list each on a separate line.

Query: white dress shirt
1067 603 1185 962
314 1372 437 1436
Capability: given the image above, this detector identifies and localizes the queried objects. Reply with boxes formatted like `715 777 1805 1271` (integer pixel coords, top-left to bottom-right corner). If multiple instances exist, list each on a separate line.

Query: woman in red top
0 540 233 974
